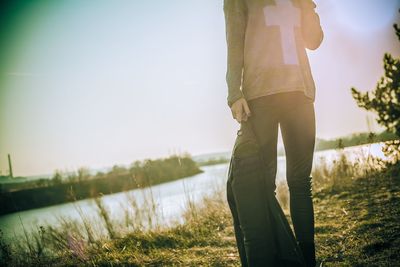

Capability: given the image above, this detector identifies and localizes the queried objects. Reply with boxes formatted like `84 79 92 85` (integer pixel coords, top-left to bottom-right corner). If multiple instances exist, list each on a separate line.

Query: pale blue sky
0 0 399 176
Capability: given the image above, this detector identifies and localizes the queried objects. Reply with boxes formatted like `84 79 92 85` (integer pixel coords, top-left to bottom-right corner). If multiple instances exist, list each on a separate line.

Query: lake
0 143 386 242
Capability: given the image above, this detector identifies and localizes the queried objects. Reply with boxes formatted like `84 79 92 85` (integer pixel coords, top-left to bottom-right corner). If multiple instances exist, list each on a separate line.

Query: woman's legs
279 93 316 266
236 91 316 266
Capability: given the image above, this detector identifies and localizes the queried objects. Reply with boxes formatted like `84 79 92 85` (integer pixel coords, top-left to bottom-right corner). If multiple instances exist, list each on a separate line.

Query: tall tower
8 154 13 178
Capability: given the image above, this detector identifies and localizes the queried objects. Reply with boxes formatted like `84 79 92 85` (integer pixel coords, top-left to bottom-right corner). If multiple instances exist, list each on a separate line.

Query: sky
0 0 399 177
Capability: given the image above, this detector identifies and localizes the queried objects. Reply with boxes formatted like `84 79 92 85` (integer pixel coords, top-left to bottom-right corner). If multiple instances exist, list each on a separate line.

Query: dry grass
1 148 399 266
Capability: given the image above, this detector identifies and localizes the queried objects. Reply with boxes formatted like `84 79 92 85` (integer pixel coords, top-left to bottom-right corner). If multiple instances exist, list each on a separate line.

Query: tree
77 167 91 182
51 170 63 186
351 18 400 162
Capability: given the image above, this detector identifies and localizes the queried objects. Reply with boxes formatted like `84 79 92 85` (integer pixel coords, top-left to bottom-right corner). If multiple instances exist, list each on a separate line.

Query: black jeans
246 91 316 245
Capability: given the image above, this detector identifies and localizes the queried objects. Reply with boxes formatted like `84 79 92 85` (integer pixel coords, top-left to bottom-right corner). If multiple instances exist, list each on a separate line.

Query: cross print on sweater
263 0 301 65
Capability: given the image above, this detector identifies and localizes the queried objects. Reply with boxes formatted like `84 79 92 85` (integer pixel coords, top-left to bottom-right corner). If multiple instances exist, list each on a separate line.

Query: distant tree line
197 157 230 166
0 153 202 215
273 130 398 156
315 131 398 151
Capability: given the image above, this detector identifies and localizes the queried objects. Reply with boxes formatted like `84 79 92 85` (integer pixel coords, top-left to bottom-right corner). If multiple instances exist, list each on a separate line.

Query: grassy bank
313 165 400 266
1 150 399 266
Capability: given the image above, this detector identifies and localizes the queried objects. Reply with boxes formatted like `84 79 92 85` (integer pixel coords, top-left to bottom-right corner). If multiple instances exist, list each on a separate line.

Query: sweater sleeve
299 0 324 50
223 0 247 108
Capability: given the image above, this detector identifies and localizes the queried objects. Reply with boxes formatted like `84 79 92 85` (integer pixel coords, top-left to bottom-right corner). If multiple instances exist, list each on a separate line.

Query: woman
223 0 323 266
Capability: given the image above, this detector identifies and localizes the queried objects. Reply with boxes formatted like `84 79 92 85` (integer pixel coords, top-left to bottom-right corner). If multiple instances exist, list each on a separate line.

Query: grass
313 162 400 266
1 147 399 266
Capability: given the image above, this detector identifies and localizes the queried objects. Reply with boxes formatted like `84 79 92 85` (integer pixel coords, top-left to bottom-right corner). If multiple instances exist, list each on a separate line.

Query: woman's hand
230 97 252 123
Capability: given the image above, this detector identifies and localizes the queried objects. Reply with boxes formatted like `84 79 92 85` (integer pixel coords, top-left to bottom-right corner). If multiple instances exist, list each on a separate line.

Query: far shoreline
0 131 397 215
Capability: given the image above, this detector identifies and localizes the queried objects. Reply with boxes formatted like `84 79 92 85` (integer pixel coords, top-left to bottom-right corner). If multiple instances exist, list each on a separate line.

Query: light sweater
223 0 324 108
